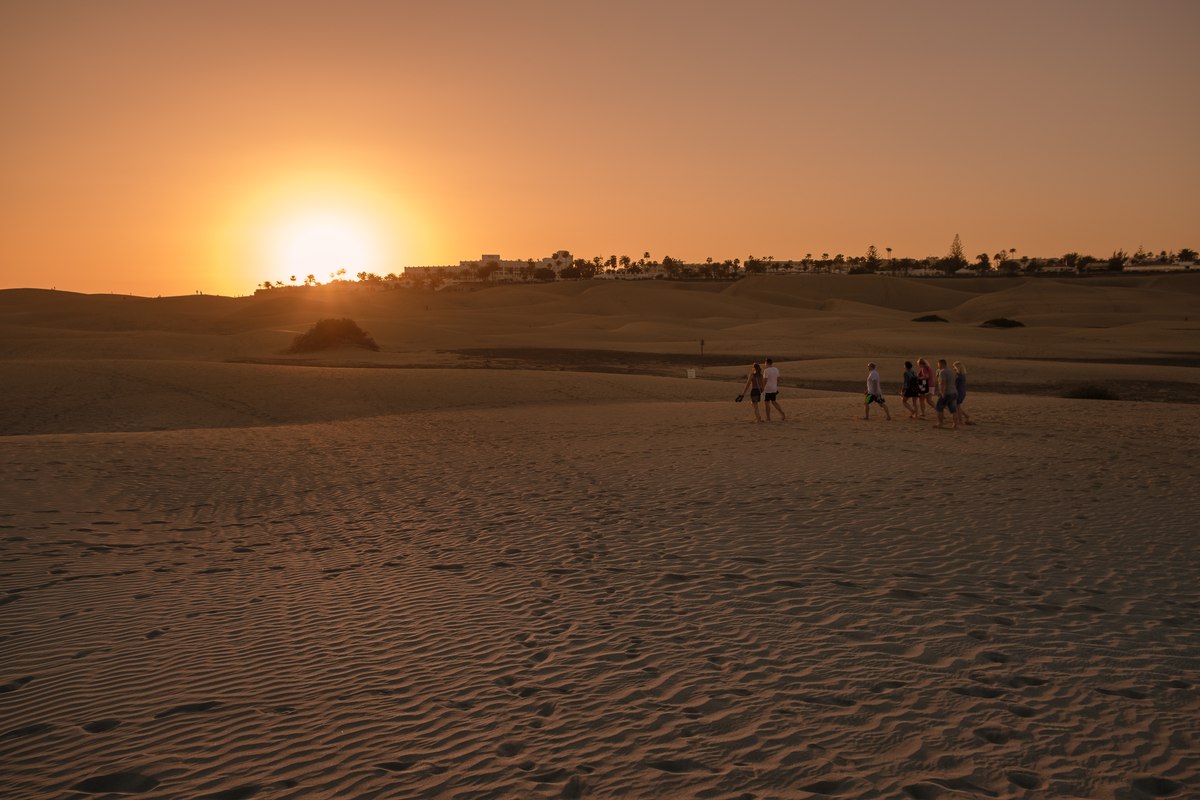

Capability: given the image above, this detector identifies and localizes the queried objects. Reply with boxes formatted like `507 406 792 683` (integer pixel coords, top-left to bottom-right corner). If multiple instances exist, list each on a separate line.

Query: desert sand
2 274 1198 799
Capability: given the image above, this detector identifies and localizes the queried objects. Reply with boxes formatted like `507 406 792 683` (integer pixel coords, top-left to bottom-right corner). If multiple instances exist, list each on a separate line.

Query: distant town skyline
2 0 1198 297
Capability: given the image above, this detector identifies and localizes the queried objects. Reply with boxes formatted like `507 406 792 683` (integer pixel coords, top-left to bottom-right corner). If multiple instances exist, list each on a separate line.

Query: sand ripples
2 397 1198 798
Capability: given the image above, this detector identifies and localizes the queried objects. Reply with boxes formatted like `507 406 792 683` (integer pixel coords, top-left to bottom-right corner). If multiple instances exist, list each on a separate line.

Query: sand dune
3 396 1198 798
2 276 1198 798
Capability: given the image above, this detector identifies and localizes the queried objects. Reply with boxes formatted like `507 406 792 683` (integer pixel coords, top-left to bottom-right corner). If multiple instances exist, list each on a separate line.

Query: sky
2 0 1197 296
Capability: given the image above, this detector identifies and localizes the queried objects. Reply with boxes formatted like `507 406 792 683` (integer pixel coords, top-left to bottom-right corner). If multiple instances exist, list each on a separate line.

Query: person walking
934 358 958 429
739 362 765 423
916 358 935 418
953 360 973 425
863 362 891 420
761 358 786 422
901 360 919 419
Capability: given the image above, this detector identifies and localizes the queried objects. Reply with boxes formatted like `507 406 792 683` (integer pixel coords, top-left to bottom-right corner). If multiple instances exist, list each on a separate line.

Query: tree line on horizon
257 237 1197 291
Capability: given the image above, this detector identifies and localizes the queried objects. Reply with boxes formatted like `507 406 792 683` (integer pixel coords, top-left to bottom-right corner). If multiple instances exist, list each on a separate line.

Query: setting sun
225 170 415 291
264 209 385 282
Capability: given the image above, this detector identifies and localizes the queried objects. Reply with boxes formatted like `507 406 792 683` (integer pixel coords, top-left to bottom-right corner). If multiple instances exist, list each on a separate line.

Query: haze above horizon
2 0 1197 297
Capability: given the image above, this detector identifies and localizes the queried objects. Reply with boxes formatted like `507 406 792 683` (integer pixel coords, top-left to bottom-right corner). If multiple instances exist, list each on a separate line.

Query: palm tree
886 247 892 262
475 260 500 282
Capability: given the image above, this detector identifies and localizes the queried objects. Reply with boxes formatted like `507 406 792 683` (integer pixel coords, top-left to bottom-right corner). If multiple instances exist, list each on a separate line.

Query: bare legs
918 394 934 418
864 399 891 421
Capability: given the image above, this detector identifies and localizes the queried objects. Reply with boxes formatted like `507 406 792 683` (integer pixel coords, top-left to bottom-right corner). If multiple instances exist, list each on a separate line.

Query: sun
220 169 418 292
265 209 386 282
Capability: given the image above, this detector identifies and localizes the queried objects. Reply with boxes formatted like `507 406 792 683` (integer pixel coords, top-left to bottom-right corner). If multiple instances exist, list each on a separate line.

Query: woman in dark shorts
916 357 934 418
740 362 765 423
901 360 919 419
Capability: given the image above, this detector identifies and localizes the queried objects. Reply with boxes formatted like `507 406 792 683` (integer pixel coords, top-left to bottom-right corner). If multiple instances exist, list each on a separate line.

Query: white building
403 251 573 284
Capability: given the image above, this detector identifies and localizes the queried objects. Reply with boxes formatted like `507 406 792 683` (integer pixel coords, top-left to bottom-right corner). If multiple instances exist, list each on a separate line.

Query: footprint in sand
802 778 857 796
645 758 716 774
1004 675 1047 688
81 718 122 733
1007 771 1041 790
952 678 1008 698
154 700 223 719
562 775 586 799
197 785 263 800
0 675 34 693
974 726 1011 744
2 722 54 740
1130 777 1183 797
70 772 159 794
1096 686 1148 700
496 741 525 757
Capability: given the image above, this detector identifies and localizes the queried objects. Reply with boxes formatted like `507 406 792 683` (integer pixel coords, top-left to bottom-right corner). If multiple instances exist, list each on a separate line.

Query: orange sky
2 0 1197 297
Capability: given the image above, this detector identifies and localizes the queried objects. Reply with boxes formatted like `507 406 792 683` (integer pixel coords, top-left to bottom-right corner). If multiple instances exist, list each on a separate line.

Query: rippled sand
2 277 1199 798
3 393 1198 798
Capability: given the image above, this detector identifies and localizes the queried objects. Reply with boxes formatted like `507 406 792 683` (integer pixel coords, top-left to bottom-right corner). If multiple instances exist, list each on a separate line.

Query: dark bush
913 314 949 323
1062 385 1119 401
288 318 380 353
981 318 1025 328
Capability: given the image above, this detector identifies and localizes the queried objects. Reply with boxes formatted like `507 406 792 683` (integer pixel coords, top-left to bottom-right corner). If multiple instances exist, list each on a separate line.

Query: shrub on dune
980 317 1025 328
288 318 380 353
912 314 949 323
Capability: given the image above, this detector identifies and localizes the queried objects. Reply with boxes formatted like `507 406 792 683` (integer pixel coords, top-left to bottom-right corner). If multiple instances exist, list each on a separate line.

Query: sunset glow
263 209 386 284
1 1 1197 296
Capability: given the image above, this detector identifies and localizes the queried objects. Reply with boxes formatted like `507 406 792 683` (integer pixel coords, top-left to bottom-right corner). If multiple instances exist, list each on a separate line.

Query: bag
735 394 744 403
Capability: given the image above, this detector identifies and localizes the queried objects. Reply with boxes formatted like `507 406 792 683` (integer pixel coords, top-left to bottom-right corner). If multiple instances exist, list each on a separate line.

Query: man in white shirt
761 358 786 422
863 362 891 421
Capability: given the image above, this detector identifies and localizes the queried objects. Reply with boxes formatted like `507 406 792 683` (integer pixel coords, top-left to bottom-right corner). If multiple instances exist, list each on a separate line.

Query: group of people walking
878 357 972 428
738 356 973 429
